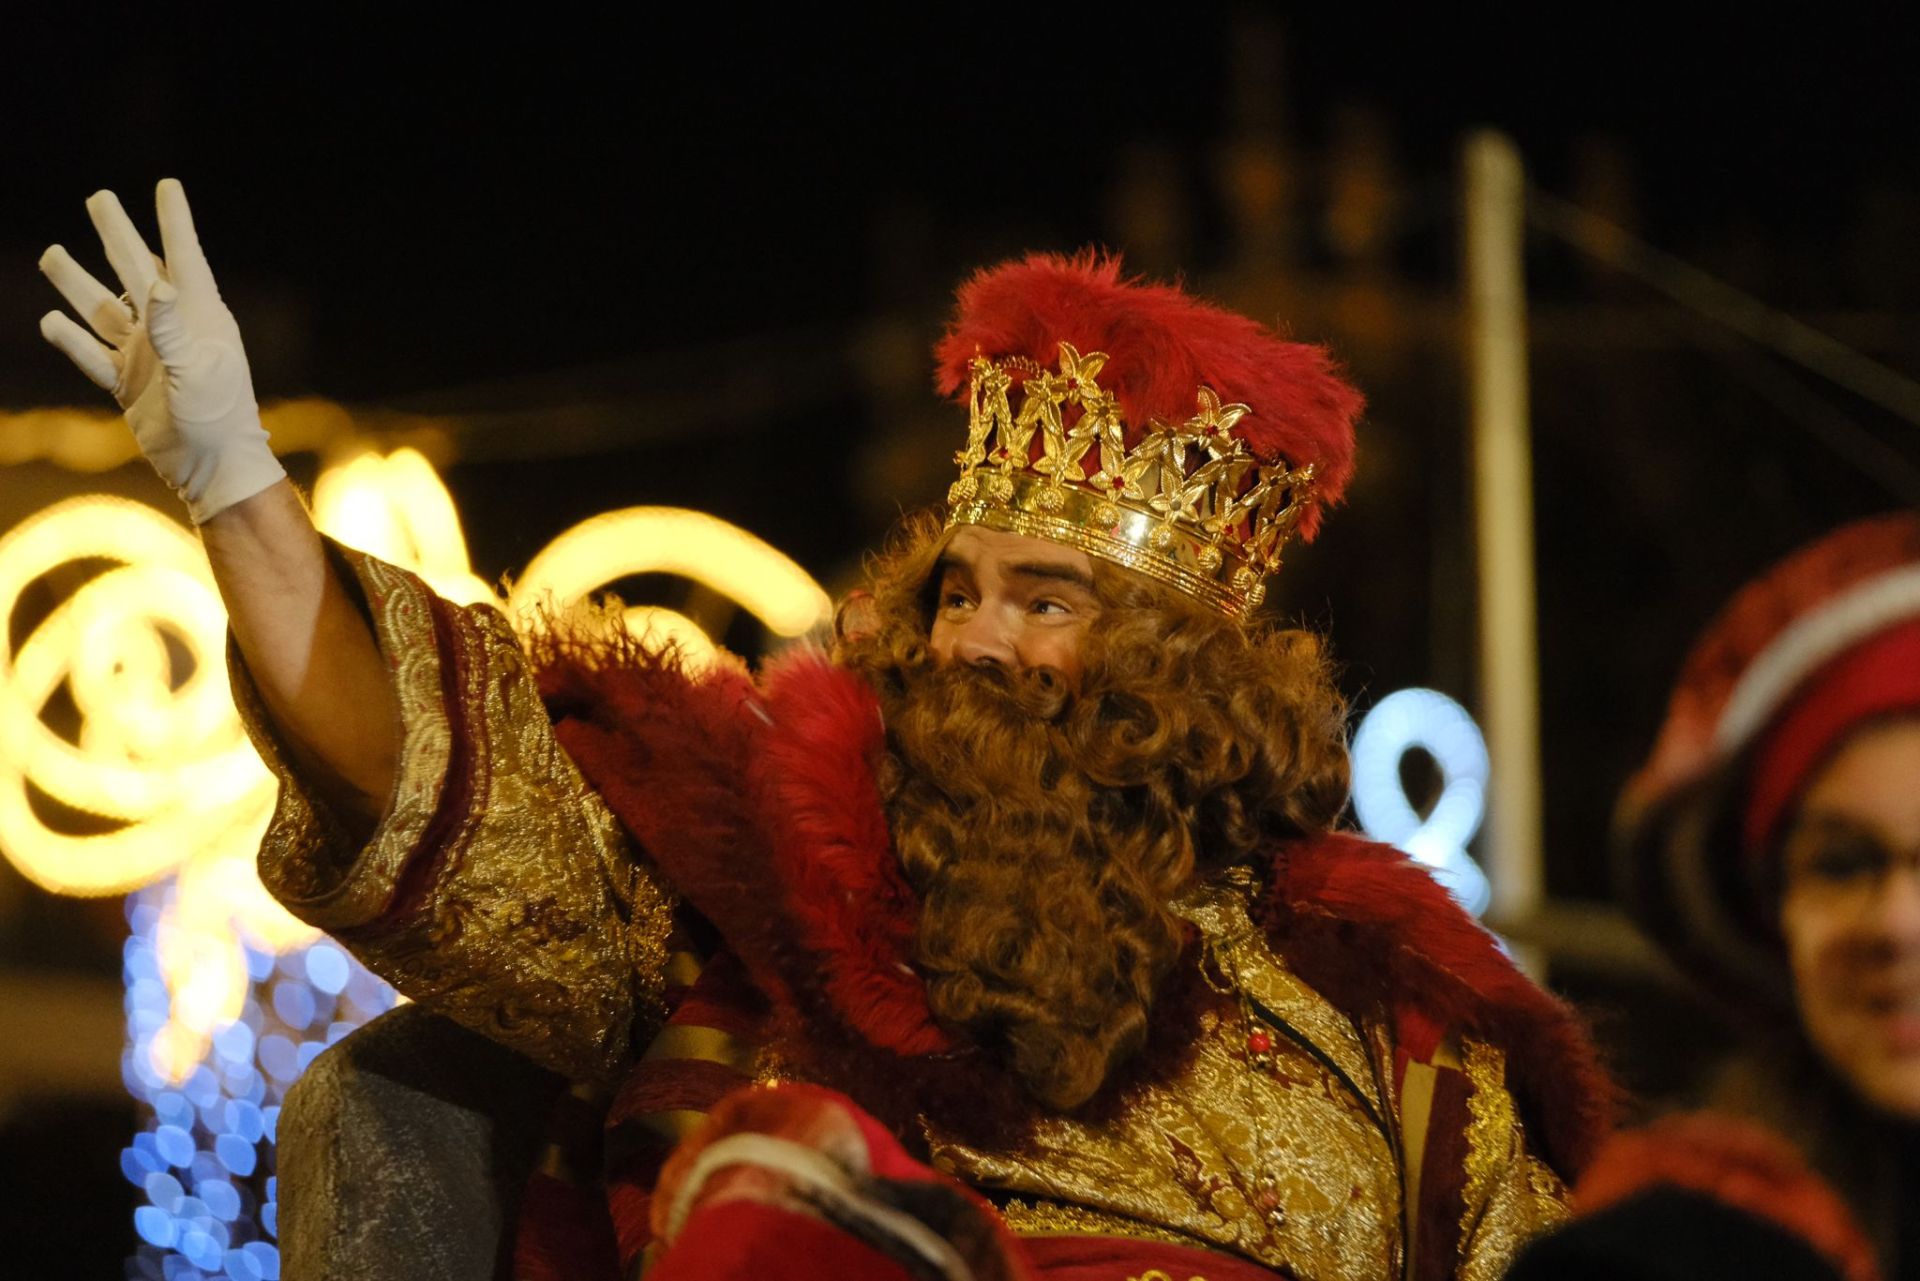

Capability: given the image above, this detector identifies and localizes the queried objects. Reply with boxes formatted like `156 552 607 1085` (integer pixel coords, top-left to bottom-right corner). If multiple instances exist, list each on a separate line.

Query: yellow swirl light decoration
311 447 497 608
511 506 834 638
0 496 303 1082
0 442 830 1082
0 497 274 896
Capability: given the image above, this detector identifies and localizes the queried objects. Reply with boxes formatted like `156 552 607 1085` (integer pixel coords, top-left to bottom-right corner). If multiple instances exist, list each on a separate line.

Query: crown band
948 472 1259 619
941 342 1316 619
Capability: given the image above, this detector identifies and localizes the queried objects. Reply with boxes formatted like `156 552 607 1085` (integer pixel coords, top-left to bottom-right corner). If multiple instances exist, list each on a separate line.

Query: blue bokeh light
213 1022 256 1066
199 1179 242 1222
123 881 396 1279
134 1206 176 1248
144 1171 185 1212
270 983 315 1033
179 1228 223 1272
243 1241 280 1281
155 1125 196 1168
244 948 275 984
304 946 350 996
223 1101 265 1144
122 1145 162 1184
160 1255 203 1281
256 1036 297 1083
214 1133 258 1178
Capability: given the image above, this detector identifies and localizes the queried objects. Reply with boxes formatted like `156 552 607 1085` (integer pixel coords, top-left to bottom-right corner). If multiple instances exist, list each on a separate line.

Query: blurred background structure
4 8 1920 1275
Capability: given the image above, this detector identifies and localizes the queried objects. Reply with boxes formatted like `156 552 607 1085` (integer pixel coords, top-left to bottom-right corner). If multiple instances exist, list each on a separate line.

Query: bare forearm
201 479 398 831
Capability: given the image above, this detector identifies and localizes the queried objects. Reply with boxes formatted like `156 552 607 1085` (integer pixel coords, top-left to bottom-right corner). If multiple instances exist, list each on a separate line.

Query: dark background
3 7 1919 1273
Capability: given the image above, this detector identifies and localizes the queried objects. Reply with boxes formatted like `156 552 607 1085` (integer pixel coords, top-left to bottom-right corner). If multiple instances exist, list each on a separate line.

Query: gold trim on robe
231 542 675 1086
925 879 1571 1280
1455 1041 1570 1281
925 879 1402 1280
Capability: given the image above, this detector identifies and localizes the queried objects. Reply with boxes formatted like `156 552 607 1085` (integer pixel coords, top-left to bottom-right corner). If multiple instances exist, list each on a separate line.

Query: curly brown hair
833 513 1351 1110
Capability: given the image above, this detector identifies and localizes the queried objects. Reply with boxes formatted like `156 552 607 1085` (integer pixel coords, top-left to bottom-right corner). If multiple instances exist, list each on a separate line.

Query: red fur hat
934 251 1363 541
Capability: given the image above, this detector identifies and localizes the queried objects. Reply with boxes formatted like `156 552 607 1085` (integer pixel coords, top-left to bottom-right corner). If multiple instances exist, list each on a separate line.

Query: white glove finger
85 189 160 314
155 179 215 294
38 244 134 345
144 279 193 370
40 311 123 391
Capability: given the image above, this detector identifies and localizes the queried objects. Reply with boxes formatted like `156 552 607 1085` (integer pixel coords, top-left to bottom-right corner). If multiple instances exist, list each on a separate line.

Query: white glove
39 179 284 525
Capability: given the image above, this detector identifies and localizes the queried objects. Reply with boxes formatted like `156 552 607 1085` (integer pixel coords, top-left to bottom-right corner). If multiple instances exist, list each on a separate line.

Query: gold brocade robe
238 546 1571 1281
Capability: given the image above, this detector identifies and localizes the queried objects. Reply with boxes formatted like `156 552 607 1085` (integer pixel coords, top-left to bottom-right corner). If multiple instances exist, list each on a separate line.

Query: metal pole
1462 130 1546 942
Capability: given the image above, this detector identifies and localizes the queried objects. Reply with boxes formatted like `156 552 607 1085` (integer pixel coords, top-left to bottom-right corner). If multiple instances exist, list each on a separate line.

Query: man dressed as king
38 180 1615 1281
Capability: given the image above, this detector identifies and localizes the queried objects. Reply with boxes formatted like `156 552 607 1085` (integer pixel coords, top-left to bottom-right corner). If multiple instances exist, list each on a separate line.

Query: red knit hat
1617 513 1920 1004
1742 617 1920 854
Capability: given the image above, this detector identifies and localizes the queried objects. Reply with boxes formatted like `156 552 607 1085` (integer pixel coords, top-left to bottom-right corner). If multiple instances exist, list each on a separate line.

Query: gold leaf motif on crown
945 342 1317 619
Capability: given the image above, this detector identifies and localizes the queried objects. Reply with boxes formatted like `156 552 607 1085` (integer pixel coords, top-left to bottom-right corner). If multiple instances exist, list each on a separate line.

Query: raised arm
39 180 396 832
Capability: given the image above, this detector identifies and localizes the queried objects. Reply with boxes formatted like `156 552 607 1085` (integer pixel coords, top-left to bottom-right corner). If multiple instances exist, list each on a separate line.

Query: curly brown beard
834 515 1351 1110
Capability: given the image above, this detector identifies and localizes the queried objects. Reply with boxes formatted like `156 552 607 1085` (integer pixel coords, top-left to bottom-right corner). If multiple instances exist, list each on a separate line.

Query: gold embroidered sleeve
1454 1040 1571 1281
230 541 674 1086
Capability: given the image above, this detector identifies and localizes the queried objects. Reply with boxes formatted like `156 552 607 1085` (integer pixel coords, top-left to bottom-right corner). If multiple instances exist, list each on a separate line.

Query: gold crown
944 342 1317 618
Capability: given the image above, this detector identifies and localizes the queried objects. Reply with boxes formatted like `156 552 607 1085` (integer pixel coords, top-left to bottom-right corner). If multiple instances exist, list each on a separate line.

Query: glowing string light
0 498 273 896
1 445 832 1081
1351 687 1493 916
310 447 496 607
510 506 834 638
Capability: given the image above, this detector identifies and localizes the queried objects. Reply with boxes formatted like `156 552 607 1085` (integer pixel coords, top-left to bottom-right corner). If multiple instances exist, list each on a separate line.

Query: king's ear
836 590 880 643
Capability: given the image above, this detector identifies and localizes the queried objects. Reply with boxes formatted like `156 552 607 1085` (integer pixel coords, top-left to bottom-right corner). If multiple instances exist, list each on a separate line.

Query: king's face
927 527 1102 682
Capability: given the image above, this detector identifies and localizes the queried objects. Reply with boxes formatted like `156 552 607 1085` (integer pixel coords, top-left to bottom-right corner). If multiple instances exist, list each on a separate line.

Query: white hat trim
1714 563 1920 754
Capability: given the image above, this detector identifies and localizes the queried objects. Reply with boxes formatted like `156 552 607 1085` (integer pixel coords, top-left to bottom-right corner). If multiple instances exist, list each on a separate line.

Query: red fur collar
543 647 1613 1176
1262 833 1619 1177
752 652 952 1056
542 646 948 1055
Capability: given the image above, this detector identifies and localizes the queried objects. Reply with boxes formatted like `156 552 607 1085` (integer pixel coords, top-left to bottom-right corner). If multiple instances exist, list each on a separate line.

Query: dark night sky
5 9 1918 402
4 10 1920 1274
4 8 1920 884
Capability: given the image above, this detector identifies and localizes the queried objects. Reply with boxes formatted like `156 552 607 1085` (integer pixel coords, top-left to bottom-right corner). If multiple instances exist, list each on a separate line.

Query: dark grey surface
278 1003 563 1281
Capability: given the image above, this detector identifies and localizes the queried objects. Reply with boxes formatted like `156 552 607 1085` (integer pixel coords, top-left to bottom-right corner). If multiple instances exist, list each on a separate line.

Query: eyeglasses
1781 823 1920 909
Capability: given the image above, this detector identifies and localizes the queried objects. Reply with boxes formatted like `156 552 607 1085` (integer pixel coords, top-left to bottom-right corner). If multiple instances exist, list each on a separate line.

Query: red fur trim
933 251 1363 538
536 640 1616 1180
537 639 802 1010
611 1059 753 1123
513 1171 623 1281
605 1180 657 1276
1576 1114 1880 1281
754 651 951 1056
538 638 946 1059
1263 833 1620 1179
667 953 771 1042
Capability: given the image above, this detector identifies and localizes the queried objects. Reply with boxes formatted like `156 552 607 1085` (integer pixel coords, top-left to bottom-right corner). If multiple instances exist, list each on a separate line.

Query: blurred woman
1512 513 1920 1281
